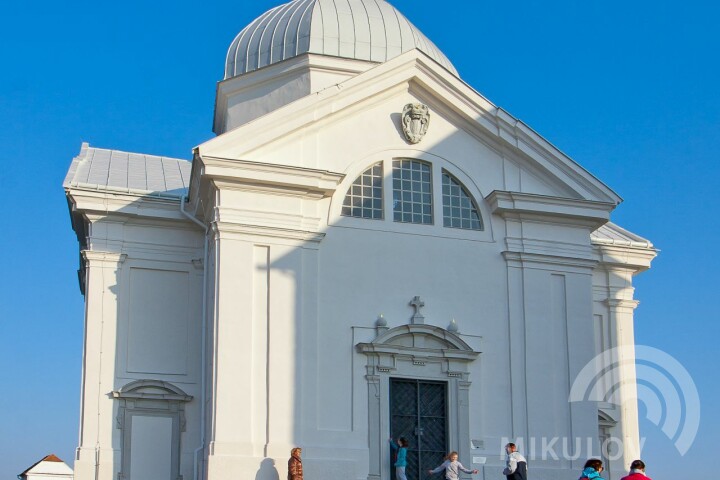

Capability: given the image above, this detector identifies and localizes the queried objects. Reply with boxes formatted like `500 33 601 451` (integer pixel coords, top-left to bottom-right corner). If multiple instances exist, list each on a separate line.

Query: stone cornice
211 221 326 244
486 190 615 228
215 205 322 232
604 298 641 312
200 155 344 198
67 188 191 223
81 250 127 266
356 343 480 362
593 243 657 273
503 251 598 273
505 237 594 261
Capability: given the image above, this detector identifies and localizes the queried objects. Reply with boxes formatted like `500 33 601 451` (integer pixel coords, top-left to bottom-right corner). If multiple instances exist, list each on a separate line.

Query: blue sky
1 1 717 479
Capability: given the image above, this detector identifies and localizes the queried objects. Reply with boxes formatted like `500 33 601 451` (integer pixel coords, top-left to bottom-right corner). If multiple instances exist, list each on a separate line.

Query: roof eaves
66 182 188 200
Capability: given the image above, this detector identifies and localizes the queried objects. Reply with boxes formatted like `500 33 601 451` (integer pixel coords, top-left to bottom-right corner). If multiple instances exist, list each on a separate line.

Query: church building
63 1 656 480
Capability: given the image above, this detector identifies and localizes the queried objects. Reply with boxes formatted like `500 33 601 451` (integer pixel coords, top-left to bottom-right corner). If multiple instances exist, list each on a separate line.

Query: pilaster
490 191 610 471
604 295 642 467
75 250 126 480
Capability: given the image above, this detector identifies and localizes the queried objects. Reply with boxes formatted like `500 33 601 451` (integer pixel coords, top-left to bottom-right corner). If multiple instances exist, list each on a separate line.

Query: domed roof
224 0 457 79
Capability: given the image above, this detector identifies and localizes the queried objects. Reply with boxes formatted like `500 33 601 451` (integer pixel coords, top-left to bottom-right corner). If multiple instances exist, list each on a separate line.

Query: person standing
579 459 604 480
389 437 409 480
502 443 528 480
288 448 303 480
428 451 478 480
620 460 652 480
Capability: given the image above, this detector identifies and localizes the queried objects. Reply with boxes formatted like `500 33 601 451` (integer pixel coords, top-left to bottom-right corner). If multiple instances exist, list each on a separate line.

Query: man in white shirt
502 443 527 480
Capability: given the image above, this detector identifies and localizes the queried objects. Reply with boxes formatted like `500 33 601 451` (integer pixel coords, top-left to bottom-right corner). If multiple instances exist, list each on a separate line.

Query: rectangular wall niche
129 415 173 480
127 268 189 375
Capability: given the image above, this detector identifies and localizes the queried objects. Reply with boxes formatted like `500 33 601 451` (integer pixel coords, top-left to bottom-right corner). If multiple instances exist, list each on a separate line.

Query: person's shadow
256 458 281 480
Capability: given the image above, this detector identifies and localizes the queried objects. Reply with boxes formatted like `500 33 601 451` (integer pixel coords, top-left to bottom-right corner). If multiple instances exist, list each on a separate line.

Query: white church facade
63 1 657 480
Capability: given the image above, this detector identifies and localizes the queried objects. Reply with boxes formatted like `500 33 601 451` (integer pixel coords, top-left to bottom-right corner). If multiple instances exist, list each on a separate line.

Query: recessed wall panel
130 415 173 480
127 268 189 375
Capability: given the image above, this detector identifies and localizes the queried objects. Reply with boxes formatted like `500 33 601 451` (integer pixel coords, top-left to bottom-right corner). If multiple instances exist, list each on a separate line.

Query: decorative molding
114 380 190 480
215 205 322 232
598 409 618 428
202 156 344 198
401 103 430 144
371 324 476 352
357 323 480 375
81 250 127 266
211 221 326 244
594 243 657 273
604 298 640 311
505 237 594 261
112 379 193 402
486 190 614 228
67 189 190 223
503 251 598 273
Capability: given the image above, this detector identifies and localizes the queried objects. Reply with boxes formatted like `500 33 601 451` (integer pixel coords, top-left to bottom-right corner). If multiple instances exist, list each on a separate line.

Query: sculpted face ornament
402 103 430 144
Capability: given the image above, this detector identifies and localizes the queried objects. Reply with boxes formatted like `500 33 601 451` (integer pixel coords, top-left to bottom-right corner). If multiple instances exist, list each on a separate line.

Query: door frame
357 324 479 480
113 380 193 480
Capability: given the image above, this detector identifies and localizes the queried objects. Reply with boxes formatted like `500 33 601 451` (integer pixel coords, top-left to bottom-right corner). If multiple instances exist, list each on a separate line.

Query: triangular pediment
197 49 621 204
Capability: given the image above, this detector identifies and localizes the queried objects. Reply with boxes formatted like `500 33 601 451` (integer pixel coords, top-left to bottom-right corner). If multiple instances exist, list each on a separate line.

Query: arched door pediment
357 324 480 370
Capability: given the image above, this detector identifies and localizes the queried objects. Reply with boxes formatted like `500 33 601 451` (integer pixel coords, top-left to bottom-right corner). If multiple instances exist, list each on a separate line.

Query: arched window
441 170 483 230
393 159 433 224
341 162 383 219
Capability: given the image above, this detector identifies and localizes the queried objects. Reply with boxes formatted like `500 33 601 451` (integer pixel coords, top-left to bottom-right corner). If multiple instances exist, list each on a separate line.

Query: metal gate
390 379 448 480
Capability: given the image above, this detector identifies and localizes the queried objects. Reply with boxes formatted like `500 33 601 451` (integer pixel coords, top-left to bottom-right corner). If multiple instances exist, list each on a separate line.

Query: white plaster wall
199 78 632 480
219 55 375 133
74 215 204 480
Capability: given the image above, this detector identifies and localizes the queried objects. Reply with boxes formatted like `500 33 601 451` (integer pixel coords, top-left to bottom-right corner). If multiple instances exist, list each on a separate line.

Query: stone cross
410 296 425 324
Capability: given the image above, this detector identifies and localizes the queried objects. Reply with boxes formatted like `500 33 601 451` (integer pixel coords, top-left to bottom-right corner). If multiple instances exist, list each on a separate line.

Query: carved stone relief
402 103 430 144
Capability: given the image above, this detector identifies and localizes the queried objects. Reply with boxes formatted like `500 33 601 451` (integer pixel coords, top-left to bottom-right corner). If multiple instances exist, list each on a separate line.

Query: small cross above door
409 296 425 324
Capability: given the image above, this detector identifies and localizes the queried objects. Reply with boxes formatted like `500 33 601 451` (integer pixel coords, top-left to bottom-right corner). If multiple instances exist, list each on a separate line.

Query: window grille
341 162 383 219
392 160 433 224
441 171 483 230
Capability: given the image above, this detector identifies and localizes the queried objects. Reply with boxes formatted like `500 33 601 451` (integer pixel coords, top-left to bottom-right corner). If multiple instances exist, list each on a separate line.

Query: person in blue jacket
389 437 409 480
579 459 605 480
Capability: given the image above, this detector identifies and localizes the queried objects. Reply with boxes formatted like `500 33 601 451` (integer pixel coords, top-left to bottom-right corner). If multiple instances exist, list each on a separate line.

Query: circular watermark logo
569 345 700 456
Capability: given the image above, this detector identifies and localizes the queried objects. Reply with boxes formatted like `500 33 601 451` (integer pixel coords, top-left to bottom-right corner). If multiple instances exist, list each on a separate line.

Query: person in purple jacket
428 452 478 480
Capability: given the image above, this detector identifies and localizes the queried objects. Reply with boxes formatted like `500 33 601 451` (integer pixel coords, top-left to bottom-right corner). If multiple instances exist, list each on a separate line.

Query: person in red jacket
620 460 652 480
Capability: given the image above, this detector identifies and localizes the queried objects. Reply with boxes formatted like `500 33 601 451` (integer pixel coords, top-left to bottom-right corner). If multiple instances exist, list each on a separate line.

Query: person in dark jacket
288 448 303 480
620 460 652 480
502 443 528 480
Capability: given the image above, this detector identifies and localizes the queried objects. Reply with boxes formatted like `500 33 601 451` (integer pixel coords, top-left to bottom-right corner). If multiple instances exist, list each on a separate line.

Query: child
428 451 478 480
579 459 604 480
389 437 409 480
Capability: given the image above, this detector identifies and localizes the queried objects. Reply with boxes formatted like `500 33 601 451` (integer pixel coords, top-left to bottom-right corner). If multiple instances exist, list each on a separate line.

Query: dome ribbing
224 0 457 79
